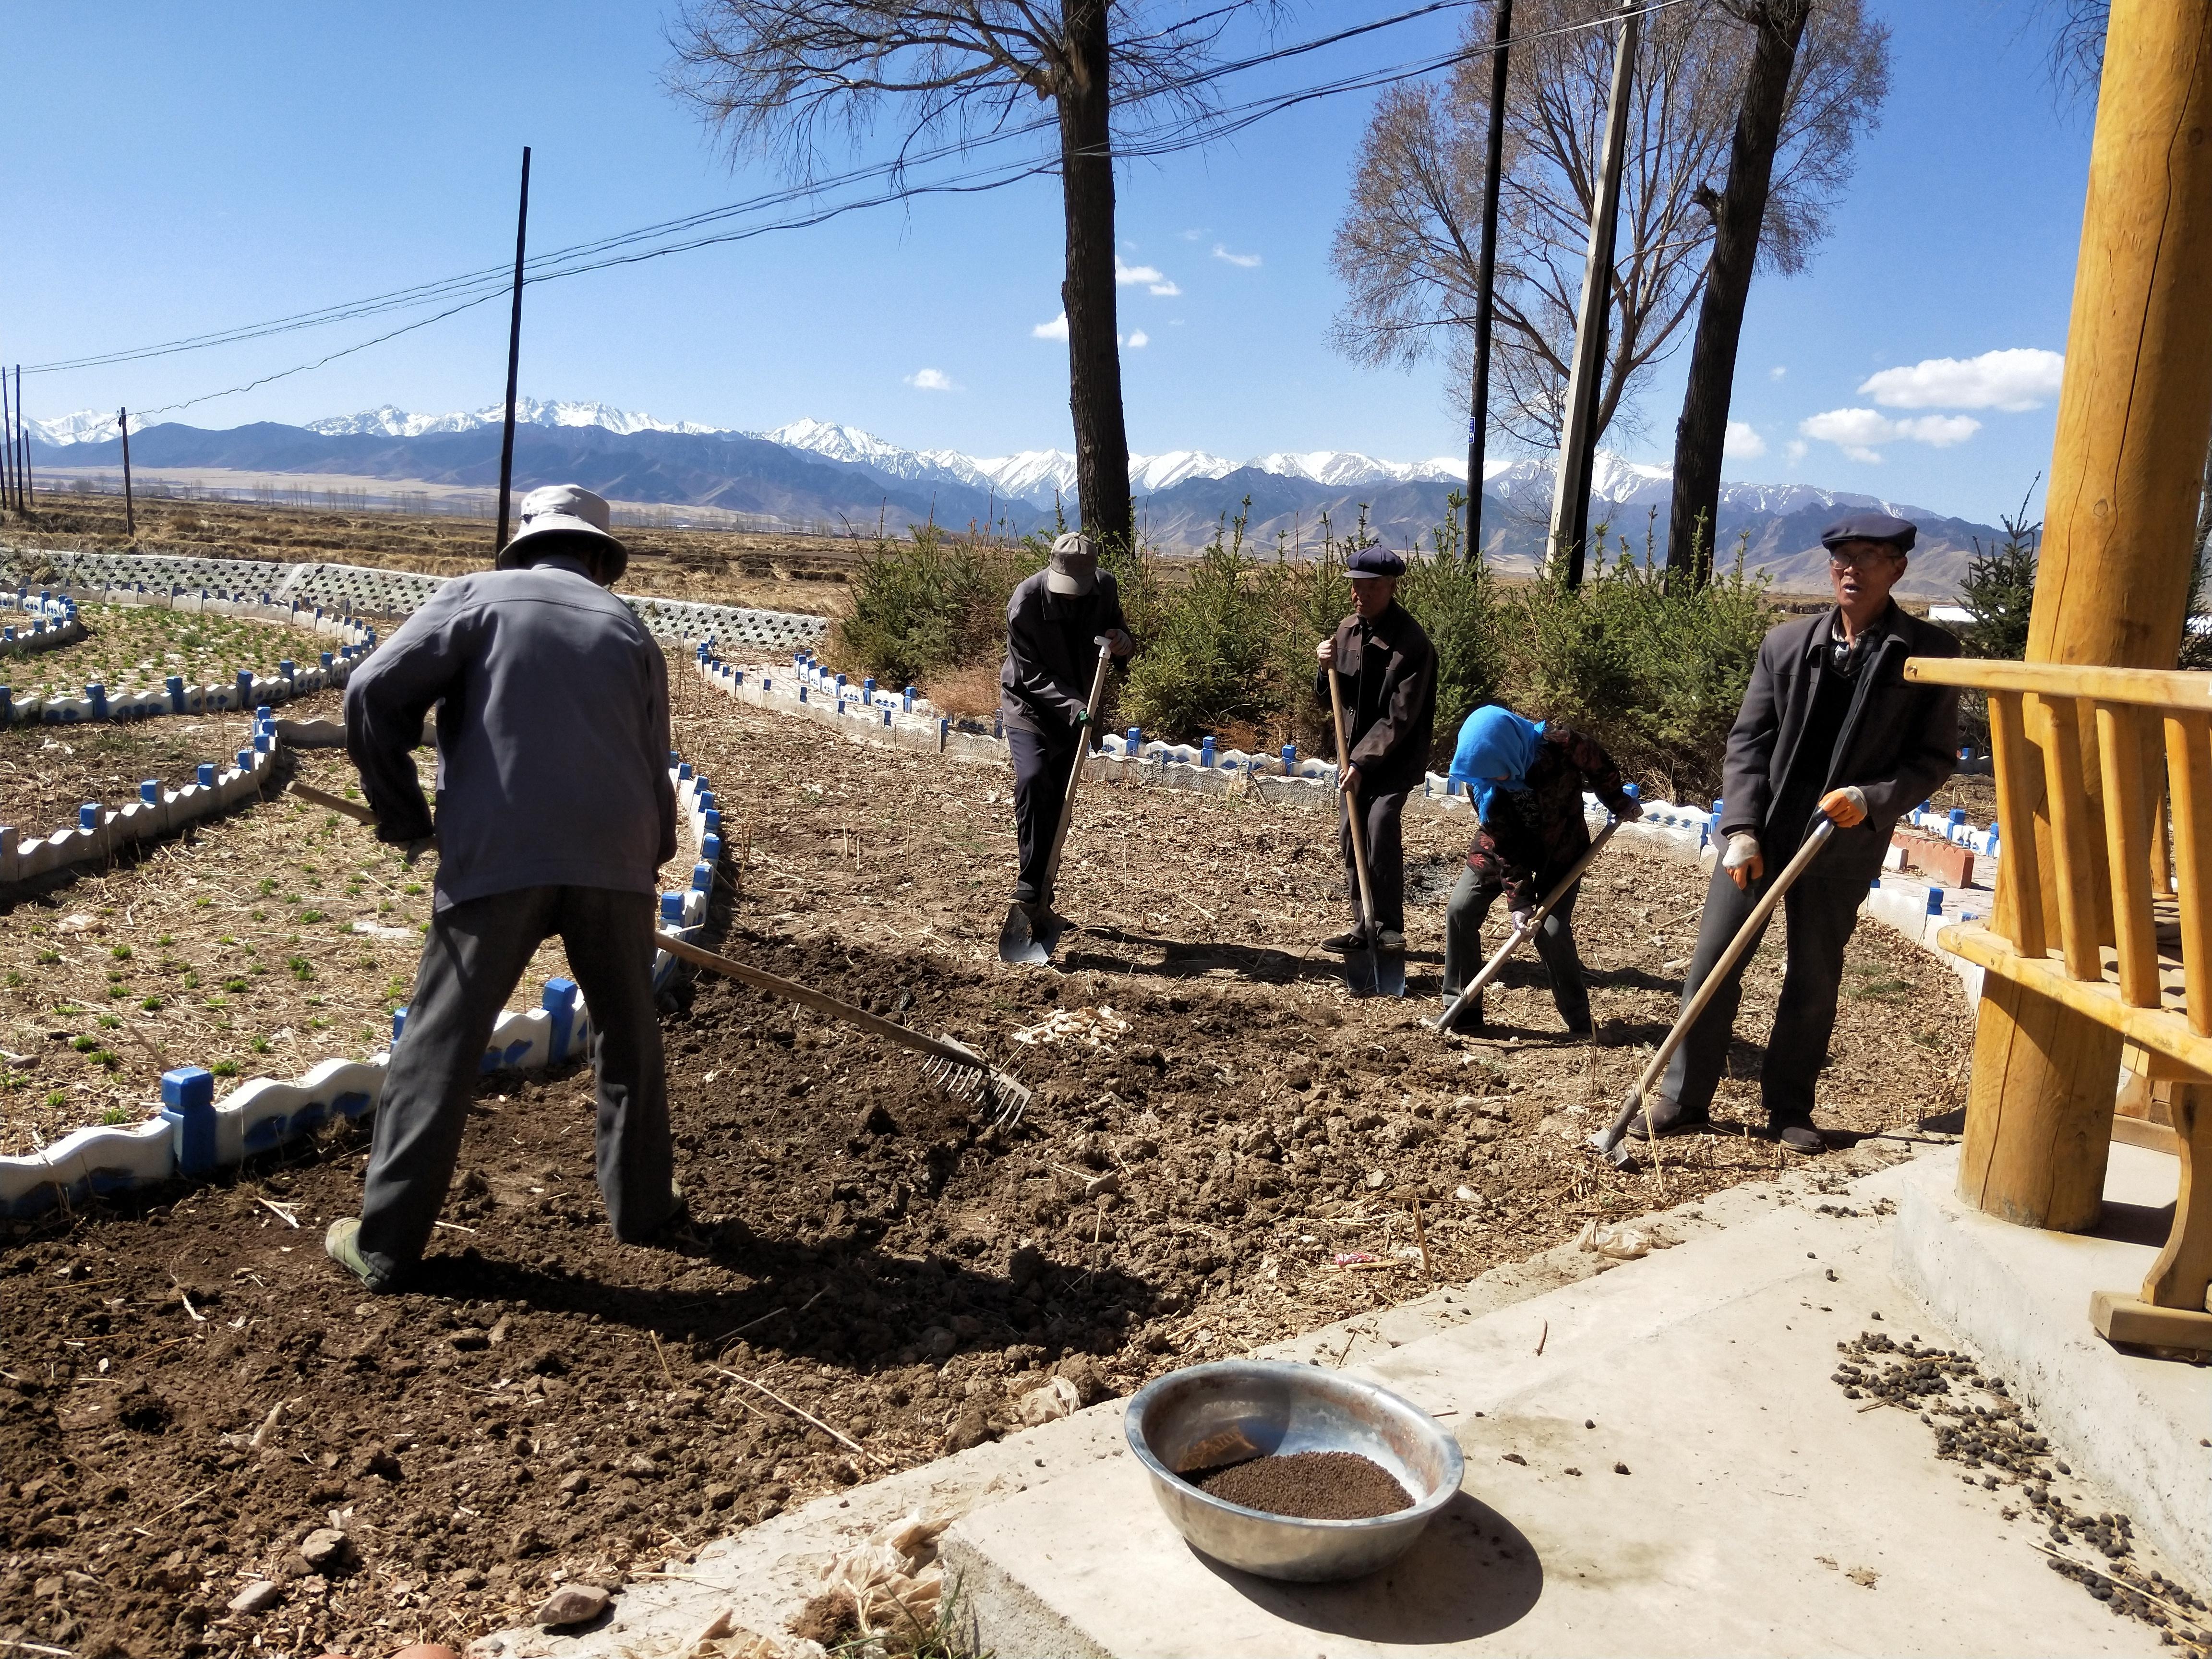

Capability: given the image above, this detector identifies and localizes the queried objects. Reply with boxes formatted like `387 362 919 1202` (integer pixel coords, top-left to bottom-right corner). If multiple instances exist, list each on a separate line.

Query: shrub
1397 497 1507 765
1121 506 1281 741
831 523 1040 688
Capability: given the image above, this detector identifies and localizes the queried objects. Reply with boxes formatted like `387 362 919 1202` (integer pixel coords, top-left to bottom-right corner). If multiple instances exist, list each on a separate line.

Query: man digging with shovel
325 483 685 1291
1316 546 1436 994
1625 510 1959 1155
998 531 1134 960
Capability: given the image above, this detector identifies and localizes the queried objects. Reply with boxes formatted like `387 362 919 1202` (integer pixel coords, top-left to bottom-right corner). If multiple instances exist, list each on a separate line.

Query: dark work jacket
1465 723 1638 910
999 571 1127 739
1316 601 1438 796
344 555 677 911
1719 600 1960 883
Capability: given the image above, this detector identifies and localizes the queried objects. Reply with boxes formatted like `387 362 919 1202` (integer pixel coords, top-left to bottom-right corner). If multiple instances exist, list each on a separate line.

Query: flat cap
1347 545 1406 577
1819 510 1916 553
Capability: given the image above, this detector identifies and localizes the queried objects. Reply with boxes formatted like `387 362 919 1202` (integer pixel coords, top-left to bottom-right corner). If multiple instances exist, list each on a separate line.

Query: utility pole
15 368 28 510
1465 0 1514 559
494 146 532 556
119 409 135 538
0 358 14 513
1544 0 1639 588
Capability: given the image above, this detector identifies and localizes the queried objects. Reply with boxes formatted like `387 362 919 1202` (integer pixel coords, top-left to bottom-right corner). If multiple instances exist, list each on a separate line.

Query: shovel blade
1374 947 1407 1000
998 904 1050 967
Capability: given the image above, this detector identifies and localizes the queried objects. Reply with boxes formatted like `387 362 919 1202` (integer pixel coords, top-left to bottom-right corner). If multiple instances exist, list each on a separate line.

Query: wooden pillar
1959 0 2212 1230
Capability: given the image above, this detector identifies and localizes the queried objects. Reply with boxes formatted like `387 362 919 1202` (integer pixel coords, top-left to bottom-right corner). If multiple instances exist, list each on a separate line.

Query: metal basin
1124 1358 1465 1583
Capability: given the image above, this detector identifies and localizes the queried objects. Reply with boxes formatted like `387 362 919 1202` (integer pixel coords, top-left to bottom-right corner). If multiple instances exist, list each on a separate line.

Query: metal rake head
921 1045 1032 1130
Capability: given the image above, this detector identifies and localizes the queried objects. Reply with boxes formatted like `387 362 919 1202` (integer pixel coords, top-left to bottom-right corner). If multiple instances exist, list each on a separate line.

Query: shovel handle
654 928 984 1072
1036 637 1115 907
1625 817 1838 1117
1439 818 1620 1030
1324 664 1380 934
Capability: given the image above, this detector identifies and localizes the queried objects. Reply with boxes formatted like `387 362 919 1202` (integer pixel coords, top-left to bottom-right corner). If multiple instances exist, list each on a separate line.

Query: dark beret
1819 510 1917 553
1347 546 1407 577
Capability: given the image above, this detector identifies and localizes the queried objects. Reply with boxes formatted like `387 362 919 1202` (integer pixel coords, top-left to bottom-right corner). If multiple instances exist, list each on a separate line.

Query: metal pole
494 146 531 555
1466 0 1513 558
1544 0 1639 588
16 368 29 510
120 408 135 538
0 359 14 513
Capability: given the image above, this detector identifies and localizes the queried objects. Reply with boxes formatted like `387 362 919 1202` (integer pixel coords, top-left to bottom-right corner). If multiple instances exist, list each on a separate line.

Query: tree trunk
1058 0 1131 545
1664 0 1809 585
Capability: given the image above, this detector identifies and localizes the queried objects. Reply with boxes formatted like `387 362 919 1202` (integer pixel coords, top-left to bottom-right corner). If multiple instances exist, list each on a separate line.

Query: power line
47 0 1690 417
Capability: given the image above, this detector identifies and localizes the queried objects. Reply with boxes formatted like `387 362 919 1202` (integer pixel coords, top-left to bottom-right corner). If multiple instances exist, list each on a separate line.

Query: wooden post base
2089 1290 2212 1355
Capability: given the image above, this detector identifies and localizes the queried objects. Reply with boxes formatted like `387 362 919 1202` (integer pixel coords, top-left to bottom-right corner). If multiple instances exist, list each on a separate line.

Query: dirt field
0 659 1978 1657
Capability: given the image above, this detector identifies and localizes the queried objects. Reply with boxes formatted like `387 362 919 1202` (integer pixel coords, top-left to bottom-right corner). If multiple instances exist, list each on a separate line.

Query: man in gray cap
1631 508 1958 1152
1314 545 1437 952
999 531 1135 925
327 483 682 1290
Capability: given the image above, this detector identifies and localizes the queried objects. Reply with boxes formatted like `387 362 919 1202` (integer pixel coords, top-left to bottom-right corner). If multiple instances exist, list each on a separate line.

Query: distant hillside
30 414 2004 596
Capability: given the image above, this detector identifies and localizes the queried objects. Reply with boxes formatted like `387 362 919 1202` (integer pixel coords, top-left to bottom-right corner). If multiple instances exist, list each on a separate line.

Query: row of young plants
829 497 1779 799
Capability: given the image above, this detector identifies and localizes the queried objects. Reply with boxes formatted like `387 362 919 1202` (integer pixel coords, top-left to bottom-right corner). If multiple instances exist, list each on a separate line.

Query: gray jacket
1720 601 1960 879
344 556 677 910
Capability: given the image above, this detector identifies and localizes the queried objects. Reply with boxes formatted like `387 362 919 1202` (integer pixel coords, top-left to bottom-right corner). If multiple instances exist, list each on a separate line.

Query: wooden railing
1903 657 2211 1352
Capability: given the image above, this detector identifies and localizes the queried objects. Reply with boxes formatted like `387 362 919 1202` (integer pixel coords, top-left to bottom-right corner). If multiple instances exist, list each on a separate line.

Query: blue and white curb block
0 754 710 1221
0 747 279 885
0 592 88 660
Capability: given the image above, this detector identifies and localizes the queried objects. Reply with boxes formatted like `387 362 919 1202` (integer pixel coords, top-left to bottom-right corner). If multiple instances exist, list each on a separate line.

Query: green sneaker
325 1217 396 1293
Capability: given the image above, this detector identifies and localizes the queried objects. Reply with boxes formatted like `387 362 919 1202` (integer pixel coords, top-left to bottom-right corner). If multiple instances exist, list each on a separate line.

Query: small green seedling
211 1060 239 1078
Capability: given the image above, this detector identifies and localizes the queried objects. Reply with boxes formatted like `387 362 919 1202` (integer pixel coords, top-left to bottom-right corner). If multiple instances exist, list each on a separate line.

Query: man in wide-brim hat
326 483 684 1290
1631 509 1959 1154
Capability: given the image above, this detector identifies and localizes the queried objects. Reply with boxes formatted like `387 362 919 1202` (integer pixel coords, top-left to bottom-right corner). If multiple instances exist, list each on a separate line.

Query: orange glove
1819 786 1868 828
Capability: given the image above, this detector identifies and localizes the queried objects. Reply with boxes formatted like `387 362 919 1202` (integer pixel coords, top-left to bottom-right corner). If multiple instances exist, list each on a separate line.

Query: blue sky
10 1 2087 523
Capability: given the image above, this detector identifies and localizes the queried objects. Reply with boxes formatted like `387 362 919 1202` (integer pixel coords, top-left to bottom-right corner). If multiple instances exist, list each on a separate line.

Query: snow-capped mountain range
28 399 1467 510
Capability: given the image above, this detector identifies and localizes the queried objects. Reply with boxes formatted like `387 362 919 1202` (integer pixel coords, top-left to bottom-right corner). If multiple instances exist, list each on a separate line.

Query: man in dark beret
1314 546 1437 953
1631 508 1959 1152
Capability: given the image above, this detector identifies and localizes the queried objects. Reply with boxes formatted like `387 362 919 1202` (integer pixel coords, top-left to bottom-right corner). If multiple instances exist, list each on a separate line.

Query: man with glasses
1629 510 1960 1152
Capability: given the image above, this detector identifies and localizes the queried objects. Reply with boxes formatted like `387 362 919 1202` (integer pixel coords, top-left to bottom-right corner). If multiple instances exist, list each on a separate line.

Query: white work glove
1509 909 1533 935
1722 832 1764 892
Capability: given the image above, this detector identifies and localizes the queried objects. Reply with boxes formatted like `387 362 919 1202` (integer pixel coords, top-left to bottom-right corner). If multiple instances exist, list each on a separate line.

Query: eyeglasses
1827 544 1902 570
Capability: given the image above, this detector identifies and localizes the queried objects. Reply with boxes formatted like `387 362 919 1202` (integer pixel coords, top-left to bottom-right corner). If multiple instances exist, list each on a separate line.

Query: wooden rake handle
653 929 986 1072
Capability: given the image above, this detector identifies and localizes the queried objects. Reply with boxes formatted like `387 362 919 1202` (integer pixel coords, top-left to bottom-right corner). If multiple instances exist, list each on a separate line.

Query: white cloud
1786 439 1808 462
1125 330 1149 349
1723 421 1767 459
1114 255 1164 287
1212 243 1262 268
1147 280 1181 297
1032 311 1069 341
1768 364 1787 381
1857 347 2064 411
1799 407 1982 463
903 368 959 392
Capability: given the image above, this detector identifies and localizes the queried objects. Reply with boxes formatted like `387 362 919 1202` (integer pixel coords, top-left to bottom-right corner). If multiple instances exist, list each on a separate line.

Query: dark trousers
1009 724 1079 903
357 884 674 1279
1338 787 1411 933
1441 866 1590 1030
1660 854 1864 1121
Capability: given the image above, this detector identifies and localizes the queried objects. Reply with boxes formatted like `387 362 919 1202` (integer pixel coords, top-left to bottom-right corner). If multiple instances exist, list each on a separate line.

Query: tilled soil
0 661 1978 1657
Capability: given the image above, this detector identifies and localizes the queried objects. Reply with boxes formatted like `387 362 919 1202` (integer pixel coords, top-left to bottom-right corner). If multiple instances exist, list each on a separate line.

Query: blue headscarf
1448 705 1546 822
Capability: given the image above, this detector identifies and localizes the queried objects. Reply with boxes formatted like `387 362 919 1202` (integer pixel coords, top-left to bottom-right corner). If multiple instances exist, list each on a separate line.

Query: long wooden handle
1038 638 1115 905
1632 817 1836 1105
289 780 378 825
654 929 984 1070
1325 663 1379 930
1441 818 1620 1026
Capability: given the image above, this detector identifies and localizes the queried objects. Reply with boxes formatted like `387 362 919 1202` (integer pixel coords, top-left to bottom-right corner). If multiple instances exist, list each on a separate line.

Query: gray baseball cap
499 483 626 583
1046 529 1098 596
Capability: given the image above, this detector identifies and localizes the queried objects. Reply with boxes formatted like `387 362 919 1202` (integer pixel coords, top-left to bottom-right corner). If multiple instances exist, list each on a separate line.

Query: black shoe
1771 1115 1825 1154
1437 992 1484 1033
1372 927 1406 952
1320 929 1367 954
1562 1016 1596 1040
1624 1097 1709 1142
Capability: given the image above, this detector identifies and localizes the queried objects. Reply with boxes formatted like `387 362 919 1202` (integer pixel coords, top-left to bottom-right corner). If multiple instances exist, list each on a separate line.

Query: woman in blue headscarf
1441 705 1642 1034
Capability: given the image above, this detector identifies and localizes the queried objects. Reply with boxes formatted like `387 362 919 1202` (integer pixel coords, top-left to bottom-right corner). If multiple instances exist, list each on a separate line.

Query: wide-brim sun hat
499 482 627 583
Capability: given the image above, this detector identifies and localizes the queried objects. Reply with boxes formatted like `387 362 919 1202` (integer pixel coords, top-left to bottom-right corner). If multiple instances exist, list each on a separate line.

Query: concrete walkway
475 1150 2190 1658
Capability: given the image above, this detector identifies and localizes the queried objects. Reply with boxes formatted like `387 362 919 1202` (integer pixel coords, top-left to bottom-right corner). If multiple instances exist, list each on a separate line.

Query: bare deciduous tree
667 1 1246 545
1330 0 1887 477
